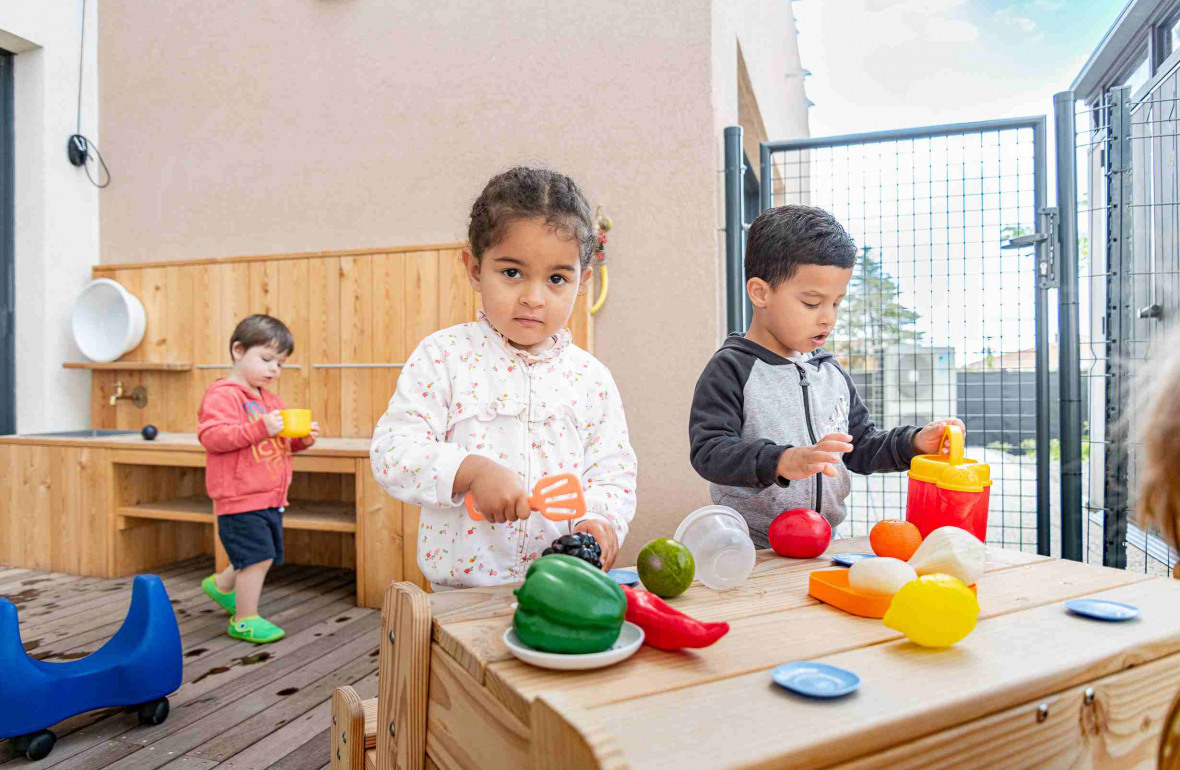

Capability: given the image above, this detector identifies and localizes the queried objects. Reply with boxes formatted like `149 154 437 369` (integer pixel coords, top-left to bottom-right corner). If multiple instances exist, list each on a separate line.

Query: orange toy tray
808 569 977 619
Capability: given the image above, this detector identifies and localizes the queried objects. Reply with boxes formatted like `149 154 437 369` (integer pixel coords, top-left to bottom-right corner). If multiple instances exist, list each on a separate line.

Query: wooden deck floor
0 558 378 770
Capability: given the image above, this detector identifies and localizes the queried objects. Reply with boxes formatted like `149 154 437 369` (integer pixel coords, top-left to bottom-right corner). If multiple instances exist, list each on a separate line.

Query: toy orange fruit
870 519 922 560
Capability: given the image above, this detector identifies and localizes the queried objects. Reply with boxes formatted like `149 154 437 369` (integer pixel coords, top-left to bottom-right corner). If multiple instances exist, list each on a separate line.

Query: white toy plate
503 621 644 670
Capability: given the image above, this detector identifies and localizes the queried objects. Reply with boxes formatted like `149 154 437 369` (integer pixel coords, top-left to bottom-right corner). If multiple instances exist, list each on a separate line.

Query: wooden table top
425 537 1180 769
0 431 372 457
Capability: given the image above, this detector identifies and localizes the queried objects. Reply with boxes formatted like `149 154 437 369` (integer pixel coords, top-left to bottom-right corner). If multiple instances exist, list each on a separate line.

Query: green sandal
227 615 286 644
202 575 236 614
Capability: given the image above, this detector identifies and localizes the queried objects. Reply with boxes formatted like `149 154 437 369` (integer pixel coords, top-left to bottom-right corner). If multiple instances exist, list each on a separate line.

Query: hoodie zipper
796 365 823 514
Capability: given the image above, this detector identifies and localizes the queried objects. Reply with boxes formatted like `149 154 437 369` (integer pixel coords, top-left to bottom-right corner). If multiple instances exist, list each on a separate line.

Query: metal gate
725 117 1066 556
1076 83 1180 575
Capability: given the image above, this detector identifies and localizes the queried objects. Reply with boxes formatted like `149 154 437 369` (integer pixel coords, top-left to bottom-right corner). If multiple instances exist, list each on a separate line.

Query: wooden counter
345 538 1180 770
0 432 371 456
0 432 423 607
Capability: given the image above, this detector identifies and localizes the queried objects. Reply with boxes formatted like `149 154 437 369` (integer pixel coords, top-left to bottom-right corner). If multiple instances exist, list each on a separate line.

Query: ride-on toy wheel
138 697 170 726
12 729 56 761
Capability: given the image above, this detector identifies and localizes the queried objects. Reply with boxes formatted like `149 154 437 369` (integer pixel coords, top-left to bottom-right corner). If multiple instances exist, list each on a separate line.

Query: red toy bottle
905 425 991 541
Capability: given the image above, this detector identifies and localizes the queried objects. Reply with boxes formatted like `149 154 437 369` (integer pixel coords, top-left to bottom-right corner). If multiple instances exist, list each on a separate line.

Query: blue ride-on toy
0 574 182 760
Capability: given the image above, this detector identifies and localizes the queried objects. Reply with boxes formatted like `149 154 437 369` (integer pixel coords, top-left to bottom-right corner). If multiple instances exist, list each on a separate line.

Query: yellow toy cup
277 408 312 439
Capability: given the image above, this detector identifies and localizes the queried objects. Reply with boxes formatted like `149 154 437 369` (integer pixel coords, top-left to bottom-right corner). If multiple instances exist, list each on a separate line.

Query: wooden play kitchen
331 537 1180 770
0 243 594 608
0 431 414 608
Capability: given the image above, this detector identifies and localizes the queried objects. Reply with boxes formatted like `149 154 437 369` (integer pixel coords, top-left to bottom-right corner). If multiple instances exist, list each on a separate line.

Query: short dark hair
229 314 294 358
468 167 599 269
745 205 857 286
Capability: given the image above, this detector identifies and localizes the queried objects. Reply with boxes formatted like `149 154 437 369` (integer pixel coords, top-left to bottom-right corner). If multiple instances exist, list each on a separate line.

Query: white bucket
71 278 146 363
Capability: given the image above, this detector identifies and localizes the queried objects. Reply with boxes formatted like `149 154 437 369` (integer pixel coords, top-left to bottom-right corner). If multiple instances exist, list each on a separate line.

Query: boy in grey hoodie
689 205 964 548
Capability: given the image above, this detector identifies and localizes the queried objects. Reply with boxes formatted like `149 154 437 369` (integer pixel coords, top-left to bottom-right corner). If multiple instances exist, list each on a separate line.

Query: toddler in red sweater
198 314 319 644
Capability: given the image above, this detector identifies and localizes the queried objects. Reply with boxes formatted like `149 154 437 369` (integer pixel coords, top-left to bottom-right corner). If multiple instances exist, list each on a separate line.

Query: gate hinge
1001 207 1059 289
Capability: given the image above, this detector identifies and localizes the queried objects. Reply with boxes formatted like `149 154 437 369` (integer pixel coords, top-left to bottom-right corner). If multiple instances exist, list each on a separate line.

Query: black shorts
217 507 284 570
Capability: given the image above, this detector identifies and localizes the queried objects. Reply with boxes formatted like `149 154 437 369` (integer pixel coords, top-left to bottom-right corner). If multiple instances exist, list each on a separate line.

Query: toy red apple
768 508 832 558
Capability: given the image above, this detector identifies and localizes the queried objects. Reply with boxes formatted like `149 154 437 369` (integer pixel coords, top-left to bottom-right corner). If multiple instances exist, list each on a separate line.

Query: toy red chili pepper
622 586 729 651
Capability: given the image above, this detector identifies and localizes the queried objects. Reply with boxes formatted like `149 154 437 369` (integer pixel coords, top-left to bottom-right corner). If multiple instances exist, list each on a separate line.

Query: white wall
713 0 810 143
0 0 99 433
709 0 811 347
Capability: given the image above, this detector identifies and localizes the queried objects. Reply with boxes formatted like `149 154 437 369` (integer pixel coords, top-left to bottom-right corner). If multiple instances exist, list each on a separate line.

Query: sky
780 0 1128 365
794 0 1125 137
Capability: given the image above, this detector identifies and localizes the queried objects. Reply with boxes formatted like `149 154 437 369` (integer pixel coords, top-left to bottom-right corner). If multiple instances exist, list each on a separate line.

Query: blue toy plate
1064 598 1140 622
770 662 860 699
608 569 640 586
831 553 875 567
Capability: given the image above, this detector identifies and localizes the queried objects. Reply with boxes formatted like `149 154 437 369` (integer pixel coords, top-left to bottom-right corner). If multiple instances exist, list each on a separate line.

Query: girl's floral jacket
370 313 638 588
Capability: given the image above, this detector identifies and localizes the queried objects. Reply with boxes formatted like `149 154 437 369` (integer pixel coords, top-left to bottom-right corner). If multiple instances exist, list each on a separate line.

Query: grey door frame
0 49 13 435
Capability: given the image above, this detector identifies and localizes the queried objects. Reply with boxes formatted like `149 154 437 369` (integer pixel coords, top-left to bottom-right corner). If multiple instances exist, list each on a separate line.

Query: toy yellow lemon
882 573 980 647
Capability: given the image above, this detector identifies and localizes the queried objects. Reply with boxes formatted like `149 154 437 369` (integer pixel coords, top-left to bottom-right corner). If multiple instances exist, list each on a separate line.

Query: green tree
830 246 924 364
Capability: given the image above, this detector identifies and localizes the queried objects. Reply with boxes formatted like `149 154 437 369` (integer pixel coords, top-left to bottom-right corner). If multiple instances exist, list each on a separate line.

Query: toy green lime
637 538 696 598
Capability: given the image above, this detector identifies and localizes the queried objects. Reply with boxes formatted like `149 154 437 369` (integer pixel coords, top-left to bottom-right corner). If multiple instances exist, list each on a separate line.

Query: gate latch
1001 207 1059 289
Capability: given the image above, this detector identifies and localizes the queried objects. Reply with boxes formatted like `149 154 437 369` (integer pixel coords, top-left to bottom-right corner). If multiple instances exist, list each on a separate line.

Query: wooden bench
331 537 1180 770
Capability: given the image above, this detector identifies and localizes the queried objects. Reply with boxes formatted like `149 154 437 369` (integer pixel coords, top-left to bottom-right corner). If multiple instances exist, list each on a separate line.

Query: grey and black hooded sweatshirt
689 335 919 548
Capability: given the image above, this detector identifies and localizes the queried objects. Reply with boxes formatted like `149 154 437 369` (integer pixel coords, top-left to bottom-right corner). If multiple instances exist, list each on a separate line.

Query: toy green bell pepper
513 554 626 654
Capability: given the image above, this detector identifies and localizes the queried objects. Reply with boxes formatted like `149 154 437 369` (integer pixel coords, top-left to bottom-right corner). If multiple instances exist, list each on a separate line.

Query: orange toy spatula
464 472 586 522
526 474 586 521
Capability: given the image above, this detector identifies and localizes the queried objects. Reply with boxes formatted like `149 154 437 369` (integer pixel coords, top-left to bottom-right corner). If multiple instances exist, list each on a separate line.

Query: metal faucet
109 381 149 408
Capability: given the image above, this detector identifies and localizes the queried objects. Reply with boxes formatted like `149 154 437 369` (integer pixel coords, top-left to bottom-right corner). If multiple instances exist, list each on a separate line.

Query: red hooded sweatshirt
197 380 309 515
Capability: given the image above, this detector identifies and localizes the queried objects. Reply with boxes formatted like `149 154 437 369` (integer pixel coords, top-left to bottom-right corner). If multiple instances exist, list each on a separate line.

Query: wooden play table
331 537 1180 769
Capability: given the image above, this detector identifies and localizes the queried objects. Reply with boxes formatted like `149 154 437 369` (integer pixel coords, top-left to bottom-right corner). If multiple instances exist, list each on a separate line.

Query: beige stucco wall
97 1 804 565
0 0 99 434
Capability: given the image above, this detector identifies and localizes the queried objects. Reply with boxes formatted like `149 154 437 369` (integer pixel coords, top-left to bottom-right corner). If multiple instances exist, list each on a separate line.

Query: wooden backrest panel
89 245 592 436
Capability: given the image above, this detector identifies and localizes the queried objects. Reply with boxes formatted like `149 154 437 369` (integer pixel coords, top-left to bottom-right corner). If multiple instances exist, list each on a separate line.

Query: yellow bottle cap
906 424 989 492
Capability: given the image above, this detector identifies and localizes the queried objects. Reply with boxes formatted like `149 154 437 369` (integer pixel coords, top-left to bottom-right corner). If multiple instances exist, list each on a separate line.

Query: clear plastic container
673 505 756 590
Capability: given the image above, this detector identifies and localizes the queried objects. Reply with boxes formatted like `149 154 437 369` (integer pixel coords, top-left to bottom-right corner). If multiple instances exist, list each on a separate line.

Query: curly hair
1136 325 1180 574
467 167 598 269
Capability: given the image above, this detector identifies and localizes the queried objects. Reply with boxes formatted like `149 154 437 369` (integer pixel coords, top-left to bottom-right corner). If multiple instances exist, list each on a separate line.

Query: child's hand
462 457 531 524
302 421 320 447
261 410 285 436
776 433 853 481
912 418 967 455
574 519 619 571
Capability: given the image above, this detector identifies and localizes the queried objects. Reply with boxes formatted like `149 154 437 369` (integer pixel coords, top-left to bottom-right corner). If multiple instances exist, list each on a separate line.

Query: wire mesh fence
1078 83 1180 576
758 122 1053 554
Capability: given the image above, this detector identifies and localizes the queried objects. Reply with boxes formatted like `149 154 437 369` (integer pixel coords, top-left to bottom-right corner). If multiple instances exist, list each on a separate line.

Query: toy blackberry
541 531 603 569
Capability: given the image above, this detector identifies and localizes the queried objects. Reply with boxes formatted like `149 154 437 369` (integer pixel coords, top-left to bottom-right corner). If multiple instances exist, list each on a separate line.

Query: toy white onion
848 557 917 596
907 526 985 585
